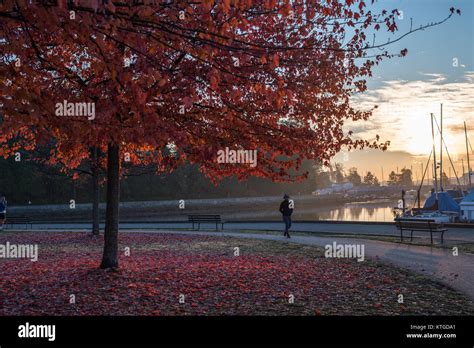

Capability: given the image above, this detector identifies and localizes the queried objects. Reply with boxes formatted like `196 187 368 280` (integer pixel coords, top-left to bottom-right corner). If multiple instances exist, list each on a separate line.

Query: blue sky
337 0 474 181
368 0 473 84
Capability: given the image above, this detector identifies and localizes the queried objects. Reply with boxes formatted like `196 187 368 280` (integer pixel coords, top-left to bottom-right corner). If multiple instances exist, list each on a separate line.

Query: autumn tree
0 1 459 268
34 144 104 235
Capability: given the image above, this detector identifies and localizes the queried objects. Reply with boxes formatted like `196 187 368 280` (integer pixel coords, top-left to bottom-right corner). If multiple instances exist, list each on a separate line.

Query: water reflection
311 203 394 222
228 201 398 222
155 199 399 223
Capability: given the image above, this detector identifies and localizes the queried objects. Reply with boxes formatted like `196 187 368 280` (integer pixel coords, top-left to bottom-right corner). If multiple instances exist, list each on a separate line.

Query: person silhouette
279 194 293 238
0 193 7 231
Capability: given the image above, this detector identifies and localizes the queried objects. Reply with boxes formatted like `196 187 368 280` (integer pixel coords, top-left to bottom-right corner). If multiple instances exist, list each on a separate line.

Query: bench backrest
5 216 31 223
395 218 443 229
188 215 221 222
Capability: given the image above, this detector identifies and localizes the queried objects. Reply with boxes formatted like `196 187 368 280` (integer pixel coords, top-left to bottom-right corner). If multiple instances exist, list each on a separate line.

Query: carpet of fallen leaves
0 232 472 316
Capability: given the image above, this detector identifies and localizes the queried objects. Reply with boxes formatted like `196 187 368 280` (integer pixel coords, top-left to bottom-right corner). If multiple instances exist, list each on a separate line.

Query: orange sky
334 73 473 182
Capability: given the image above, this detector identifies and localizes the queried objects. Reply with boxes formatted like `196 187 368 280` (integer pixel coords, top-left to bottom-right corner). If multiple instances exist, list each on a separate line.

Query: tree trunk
100 143 120 269
91 147 100 236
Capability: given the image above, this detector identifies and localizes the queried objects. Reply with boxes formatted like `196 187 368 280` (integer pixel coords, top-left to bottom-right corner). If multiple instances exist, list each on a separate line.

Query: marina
394 105 473 223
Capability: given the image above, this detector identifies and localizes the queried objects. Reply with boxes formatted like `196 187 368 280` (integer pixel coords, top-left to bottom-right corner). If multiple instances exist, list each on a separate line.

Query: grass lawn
0 231 472 316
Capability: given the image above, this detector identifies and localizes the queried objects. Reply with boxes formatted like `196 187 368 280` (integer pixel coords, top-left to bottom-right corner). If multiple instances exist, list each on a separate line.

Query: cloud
448 123 474 132
348 71 474 156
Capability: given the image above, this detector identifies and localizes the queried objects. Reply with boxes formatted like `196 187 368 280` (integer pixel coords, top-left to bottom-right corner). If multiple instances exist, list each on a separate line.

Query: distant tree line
346 167 380 187
386 168 414 187
1 157 417 205
0 158 319 205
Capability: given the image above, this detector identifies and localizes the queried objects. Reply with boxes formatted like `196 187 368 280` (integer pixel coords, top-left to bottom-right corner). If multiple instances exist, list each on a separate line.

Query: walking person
279 194 293 238
0 193 7 231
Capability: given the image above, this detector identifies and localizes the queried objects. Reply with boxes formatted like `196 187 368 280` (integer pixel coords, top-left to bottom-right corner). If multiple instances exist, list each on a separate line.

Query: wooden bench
395 218 447 244
188 215 223 231
4 215 33 230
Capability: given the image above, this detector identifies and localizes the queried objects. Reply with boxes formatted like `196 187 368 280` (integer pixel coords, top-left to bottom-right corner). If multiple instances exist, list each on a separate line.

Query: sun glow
399 108 435 155
373 100 470 159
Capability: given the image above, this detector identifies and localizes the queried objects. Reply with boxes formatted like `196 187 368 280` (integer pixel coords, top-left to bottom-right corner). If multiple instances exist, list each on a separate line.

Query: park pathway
25 221 474 243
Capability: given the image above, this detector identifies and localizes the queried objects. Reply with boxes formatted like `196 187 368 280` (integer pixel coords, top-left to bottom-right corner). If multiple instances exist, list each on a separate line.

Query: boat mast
431 113 439 202
462 158 466 186
421 163 423 185
465 121 472 188
440 104 443 191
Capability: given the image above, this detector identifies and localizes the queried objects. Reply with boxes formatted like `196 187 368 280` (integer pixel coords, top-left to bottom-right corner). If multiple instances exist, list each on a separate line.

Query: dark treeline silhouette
0 158 322 205
0 157 411 206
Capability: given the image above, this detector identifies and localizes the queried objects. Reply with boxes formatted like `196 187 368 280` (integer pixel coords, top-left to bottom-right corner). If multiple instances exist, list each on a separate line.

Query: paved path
221 222 474 243
21 221 474 242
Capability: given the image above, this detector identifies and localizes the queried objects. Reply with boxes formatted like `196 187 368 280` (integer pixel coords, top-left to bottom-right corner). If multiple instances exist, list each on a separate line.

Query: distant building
460 189 474 222
312 182 353 195
331 183 354 192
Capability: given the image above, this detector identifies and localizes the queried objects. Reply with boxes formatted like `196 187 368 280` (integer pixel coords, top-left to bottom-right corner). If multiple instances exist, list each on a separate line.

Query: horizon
333 0 473 181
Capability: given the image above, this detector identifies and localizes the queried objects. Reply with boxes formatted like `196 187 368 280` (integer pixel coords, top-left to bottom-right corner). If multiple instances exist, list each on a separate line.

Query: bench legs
400 228 445 245
190 221 224 231
191 222 203 230
190 222 202 230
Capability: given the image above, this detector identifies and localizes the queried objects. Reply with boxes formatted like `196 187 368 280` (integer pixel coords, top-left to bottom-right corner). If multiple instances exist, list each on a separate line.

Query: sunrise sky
335 0 473 183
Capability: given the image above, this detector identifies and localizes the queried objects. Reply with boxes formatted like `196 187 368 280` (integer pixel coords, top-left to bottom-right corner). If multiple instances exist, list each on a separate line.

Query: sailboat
459 121 474 222
395 105 466 223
